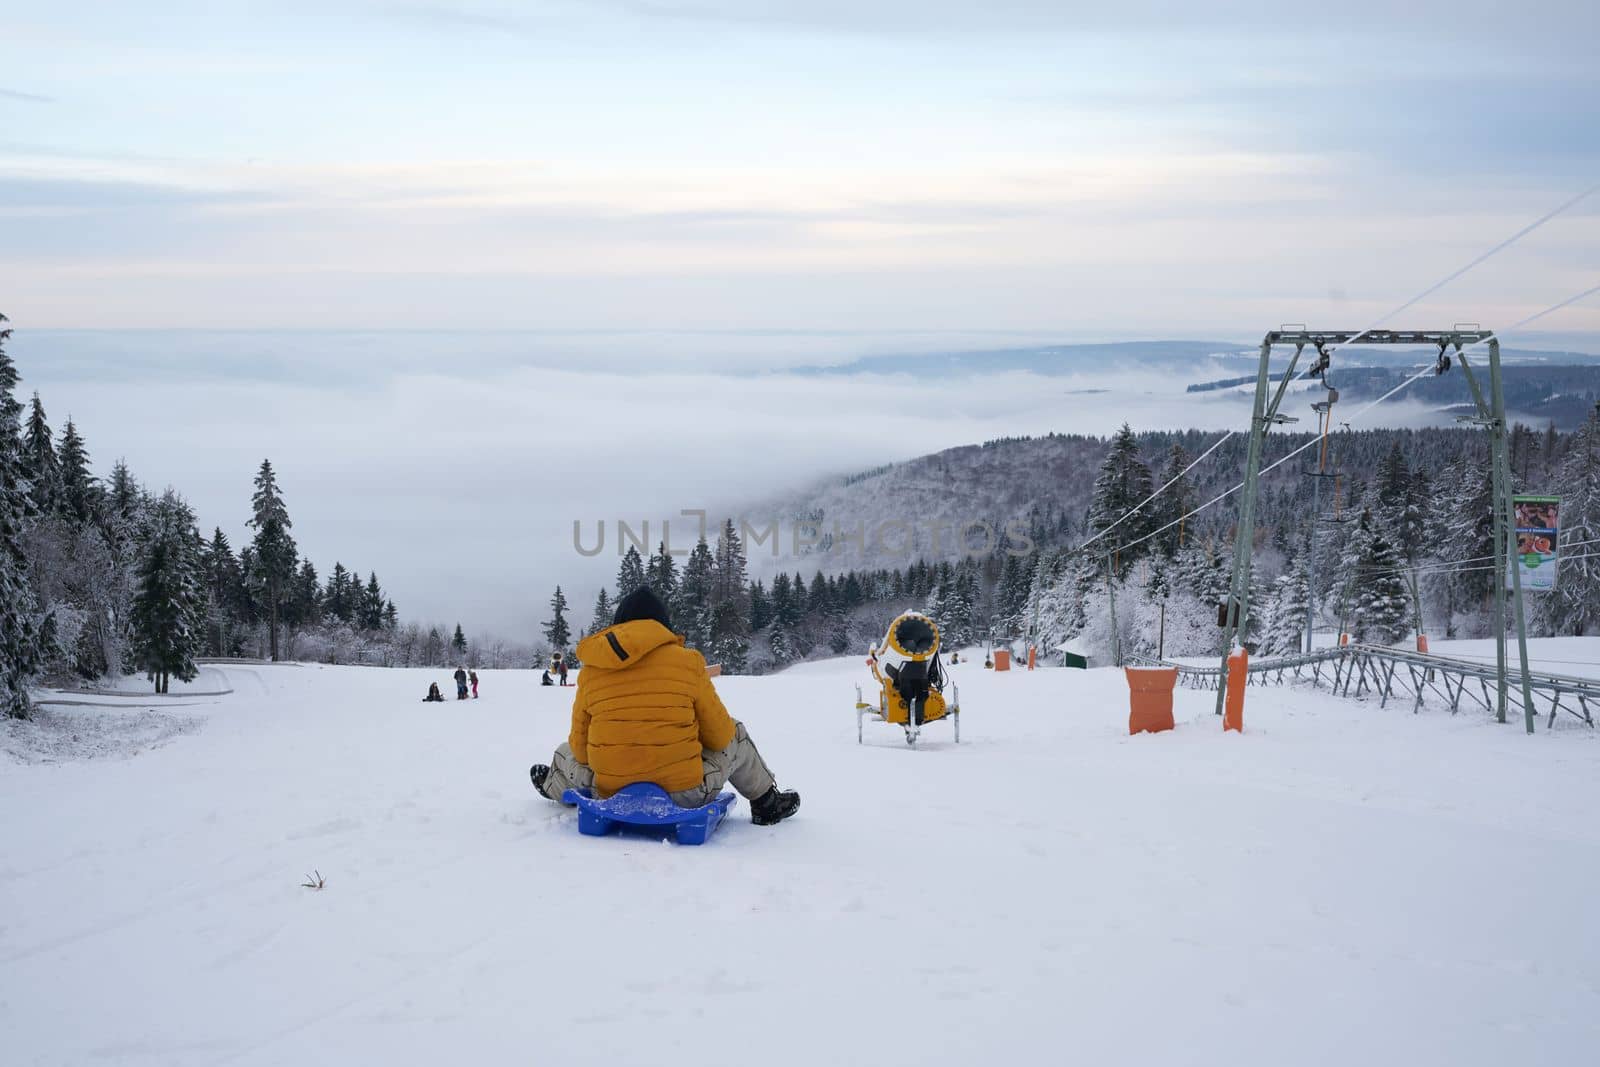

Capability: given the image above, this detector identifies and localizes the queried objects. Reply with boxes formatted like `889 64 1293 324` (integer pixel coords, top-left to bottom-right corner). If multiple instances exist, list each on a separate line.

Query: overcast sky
2 1 1597 636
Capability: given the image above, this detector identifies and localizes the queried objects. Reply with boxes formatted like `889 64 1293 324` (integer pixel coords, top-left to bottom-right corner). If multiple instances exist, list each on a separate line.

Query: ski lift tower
1302 381 1339 654
1214 327 1536 733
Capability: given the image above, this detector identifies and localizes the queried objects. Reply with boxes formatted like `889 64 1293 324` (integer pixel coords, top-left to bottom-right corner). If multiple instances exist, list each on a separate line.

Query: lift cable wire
1073 179 1600 559
1100 278 1600 558
1332 536 1600 581
1079 430 1237 550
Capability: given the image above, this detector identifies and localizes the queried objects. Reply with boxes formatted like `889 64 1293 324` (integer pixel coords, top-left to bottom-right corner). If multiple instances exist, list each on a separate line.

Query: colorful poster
1509 495 1559 592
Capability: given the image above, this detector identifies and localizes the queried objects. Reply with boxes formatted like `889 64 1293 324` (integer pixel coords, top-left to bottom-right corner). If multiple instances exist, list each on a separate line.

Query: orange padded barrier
993 649 1011 671
1223 648 1247 732
1125 667 1177 735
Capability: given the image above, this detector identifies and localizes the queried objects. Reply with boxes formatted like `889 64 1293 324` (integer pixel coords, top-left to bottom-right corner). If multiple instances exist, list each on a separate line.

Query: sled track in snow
1136 645 1598 729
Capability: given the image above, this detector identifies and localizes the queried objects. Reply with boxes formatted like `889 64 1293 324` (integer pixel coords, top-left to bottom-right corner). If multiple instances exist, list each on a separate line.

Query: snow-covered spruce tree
677 536 714 652
451 622 469 661
707 519 750 672
587 587 613 636
106 460 140 524
1375 441 1426 632
1261 556 1310 656
130 489 204 694
1341 509 1410 643
360 573 385 630
748 579 771 631
23 394 61 514
1086 423 1155 574
247 459 297 661
645 541 678 608
327 562 358 622
201 527 245 656
289 560 321 631
766 571 801 666
0 314 44 718
57 418 97 524
543 588 571 652
1420 454 1491 639
615 544 647 603
1145 442 1196 557
1544 411 1600 634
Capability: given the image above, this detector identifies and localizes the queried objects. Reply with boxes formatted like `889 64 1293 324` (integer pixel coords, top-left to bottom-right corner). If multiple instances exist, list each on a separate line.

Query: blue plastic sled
561 783 737 846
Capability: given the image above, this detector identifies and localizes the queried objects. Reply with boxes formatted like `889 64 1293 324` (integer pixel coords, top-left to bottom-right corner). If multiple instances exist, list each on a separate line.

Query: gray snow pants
538 720 776 806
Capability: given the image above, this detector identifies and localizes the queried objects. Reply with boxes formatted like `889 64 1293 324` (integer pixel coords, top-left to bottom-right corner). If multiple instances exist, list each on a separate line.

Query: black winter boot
529 764 550 793
749 785 801 826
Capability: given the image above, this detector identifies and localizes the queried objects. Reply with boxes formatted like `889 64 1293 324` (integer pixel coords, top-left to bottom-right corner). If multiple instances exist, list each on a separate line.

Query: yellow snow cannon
857 611 960 746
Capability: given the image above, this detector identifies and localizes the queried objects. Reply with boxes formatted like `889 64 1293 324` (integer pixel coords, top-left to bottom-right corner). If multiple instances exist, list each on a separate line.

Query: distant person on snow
469 669 480 699
528 587 801 826
454 666 469 700
540 669 555 687
423 682 446 702
557 655 570 687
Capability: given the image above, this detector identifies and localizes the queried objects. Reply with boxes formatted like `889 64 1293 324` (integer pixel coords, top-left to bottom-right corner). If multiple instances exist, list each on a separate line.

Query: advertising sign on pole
1510 495 1560 592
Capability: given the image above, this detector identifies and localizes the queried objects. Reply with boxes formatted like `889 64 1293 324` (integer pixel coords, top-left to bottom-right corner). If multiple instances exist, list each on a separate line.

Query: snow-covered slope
4 657 1598 1065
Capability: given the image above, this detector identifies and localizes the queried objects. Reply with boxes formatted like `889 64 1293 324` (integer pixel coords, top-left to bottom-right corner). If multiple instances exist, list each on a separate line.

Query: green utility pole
1303 391 1338 653
1458 337 1536 732
1215 338 1305 716
1215 327 1534 729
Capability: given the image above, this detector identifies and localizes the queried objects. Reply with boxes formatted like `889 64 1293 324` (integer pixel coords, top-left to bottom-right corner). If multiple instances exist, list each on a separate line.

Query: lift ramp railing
1130 645 1596 730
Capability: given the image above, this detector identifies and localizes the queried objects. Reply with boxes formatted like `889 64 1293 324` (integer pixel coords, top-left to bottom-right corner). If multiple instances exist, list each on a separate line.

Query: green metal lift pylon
1212 328 1536 733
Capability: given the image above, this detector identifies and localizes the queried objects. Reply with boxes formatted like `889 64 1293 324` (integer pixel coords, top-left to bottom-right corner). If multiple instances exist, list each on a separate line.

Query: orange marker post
1223 647 1246 732
1125 667 1178 735
1416 634 1429 653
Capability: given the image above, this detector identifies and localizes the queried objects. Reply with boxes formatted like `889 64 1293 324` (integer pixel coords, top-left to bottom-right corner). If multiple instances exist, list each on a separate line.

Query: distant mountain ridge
789 338 1600 382
790 339 1253 377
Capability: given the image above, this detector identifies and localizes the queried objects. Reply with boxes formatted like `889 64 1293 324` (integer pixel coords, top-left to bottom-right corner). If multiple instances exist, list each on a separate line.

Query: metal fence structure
1138 644 1597 730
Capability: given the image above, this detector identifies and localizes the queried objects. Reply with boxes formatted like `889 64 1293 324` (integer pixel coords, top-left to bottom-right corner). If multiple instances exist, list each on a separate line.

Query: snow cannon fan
856 611 960 746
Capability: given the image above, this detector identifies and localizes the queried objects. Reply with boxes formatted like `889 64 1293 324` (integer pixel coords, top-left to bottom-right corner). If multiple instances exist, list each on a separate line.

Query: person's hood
576 619 683 670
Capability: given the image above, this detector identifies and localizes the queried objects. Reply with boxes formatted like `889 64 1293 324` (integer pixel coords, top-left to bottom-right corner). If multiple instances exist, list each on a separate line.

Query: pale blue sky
2 0 1596 334
3 1 1598 636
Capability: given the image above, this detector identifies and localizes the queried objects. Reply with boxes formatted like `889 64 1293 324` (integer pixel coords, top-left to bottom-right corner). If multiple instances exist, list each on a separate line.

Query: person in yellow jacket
529 587 801 826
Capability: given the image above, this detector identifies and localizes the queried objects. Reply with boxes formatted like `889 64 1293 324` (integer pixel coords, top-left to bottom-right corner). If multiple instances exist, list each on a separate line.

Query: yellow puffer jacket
569 619 736 796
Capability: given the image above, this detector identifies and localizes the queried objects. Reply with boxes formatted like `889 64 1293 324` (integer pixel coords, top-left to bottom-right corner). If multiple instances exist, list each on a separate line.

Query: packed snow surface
3 654 1598 1065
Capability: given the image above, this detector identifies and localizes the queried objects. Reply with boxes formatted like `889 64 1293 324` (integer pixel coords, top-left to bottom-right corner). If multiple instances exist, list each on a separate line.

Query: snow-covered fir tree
129 489 204 693
247 459 297 661
543 587 571 651
0 313 43 718
677 536 714 652
1545 411 1600 634
289 560 321 629
1259 550 1310 656
1340 509 1410 642
23 394 60 514
360 573 385 630
1146 442 1197 557
451 622 468 660
707 519 750 672
587 588 613 636
1086 423 1155 573
645 541 678 608
323 562 354 622
615 545 646 603
56 418 96 524
748 579 771 631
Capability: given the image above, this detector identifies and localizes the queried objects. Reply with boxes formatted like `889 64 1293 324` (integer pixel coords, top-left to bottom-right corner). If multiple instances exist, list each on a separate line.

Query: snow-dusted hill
4 656 1598 1065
